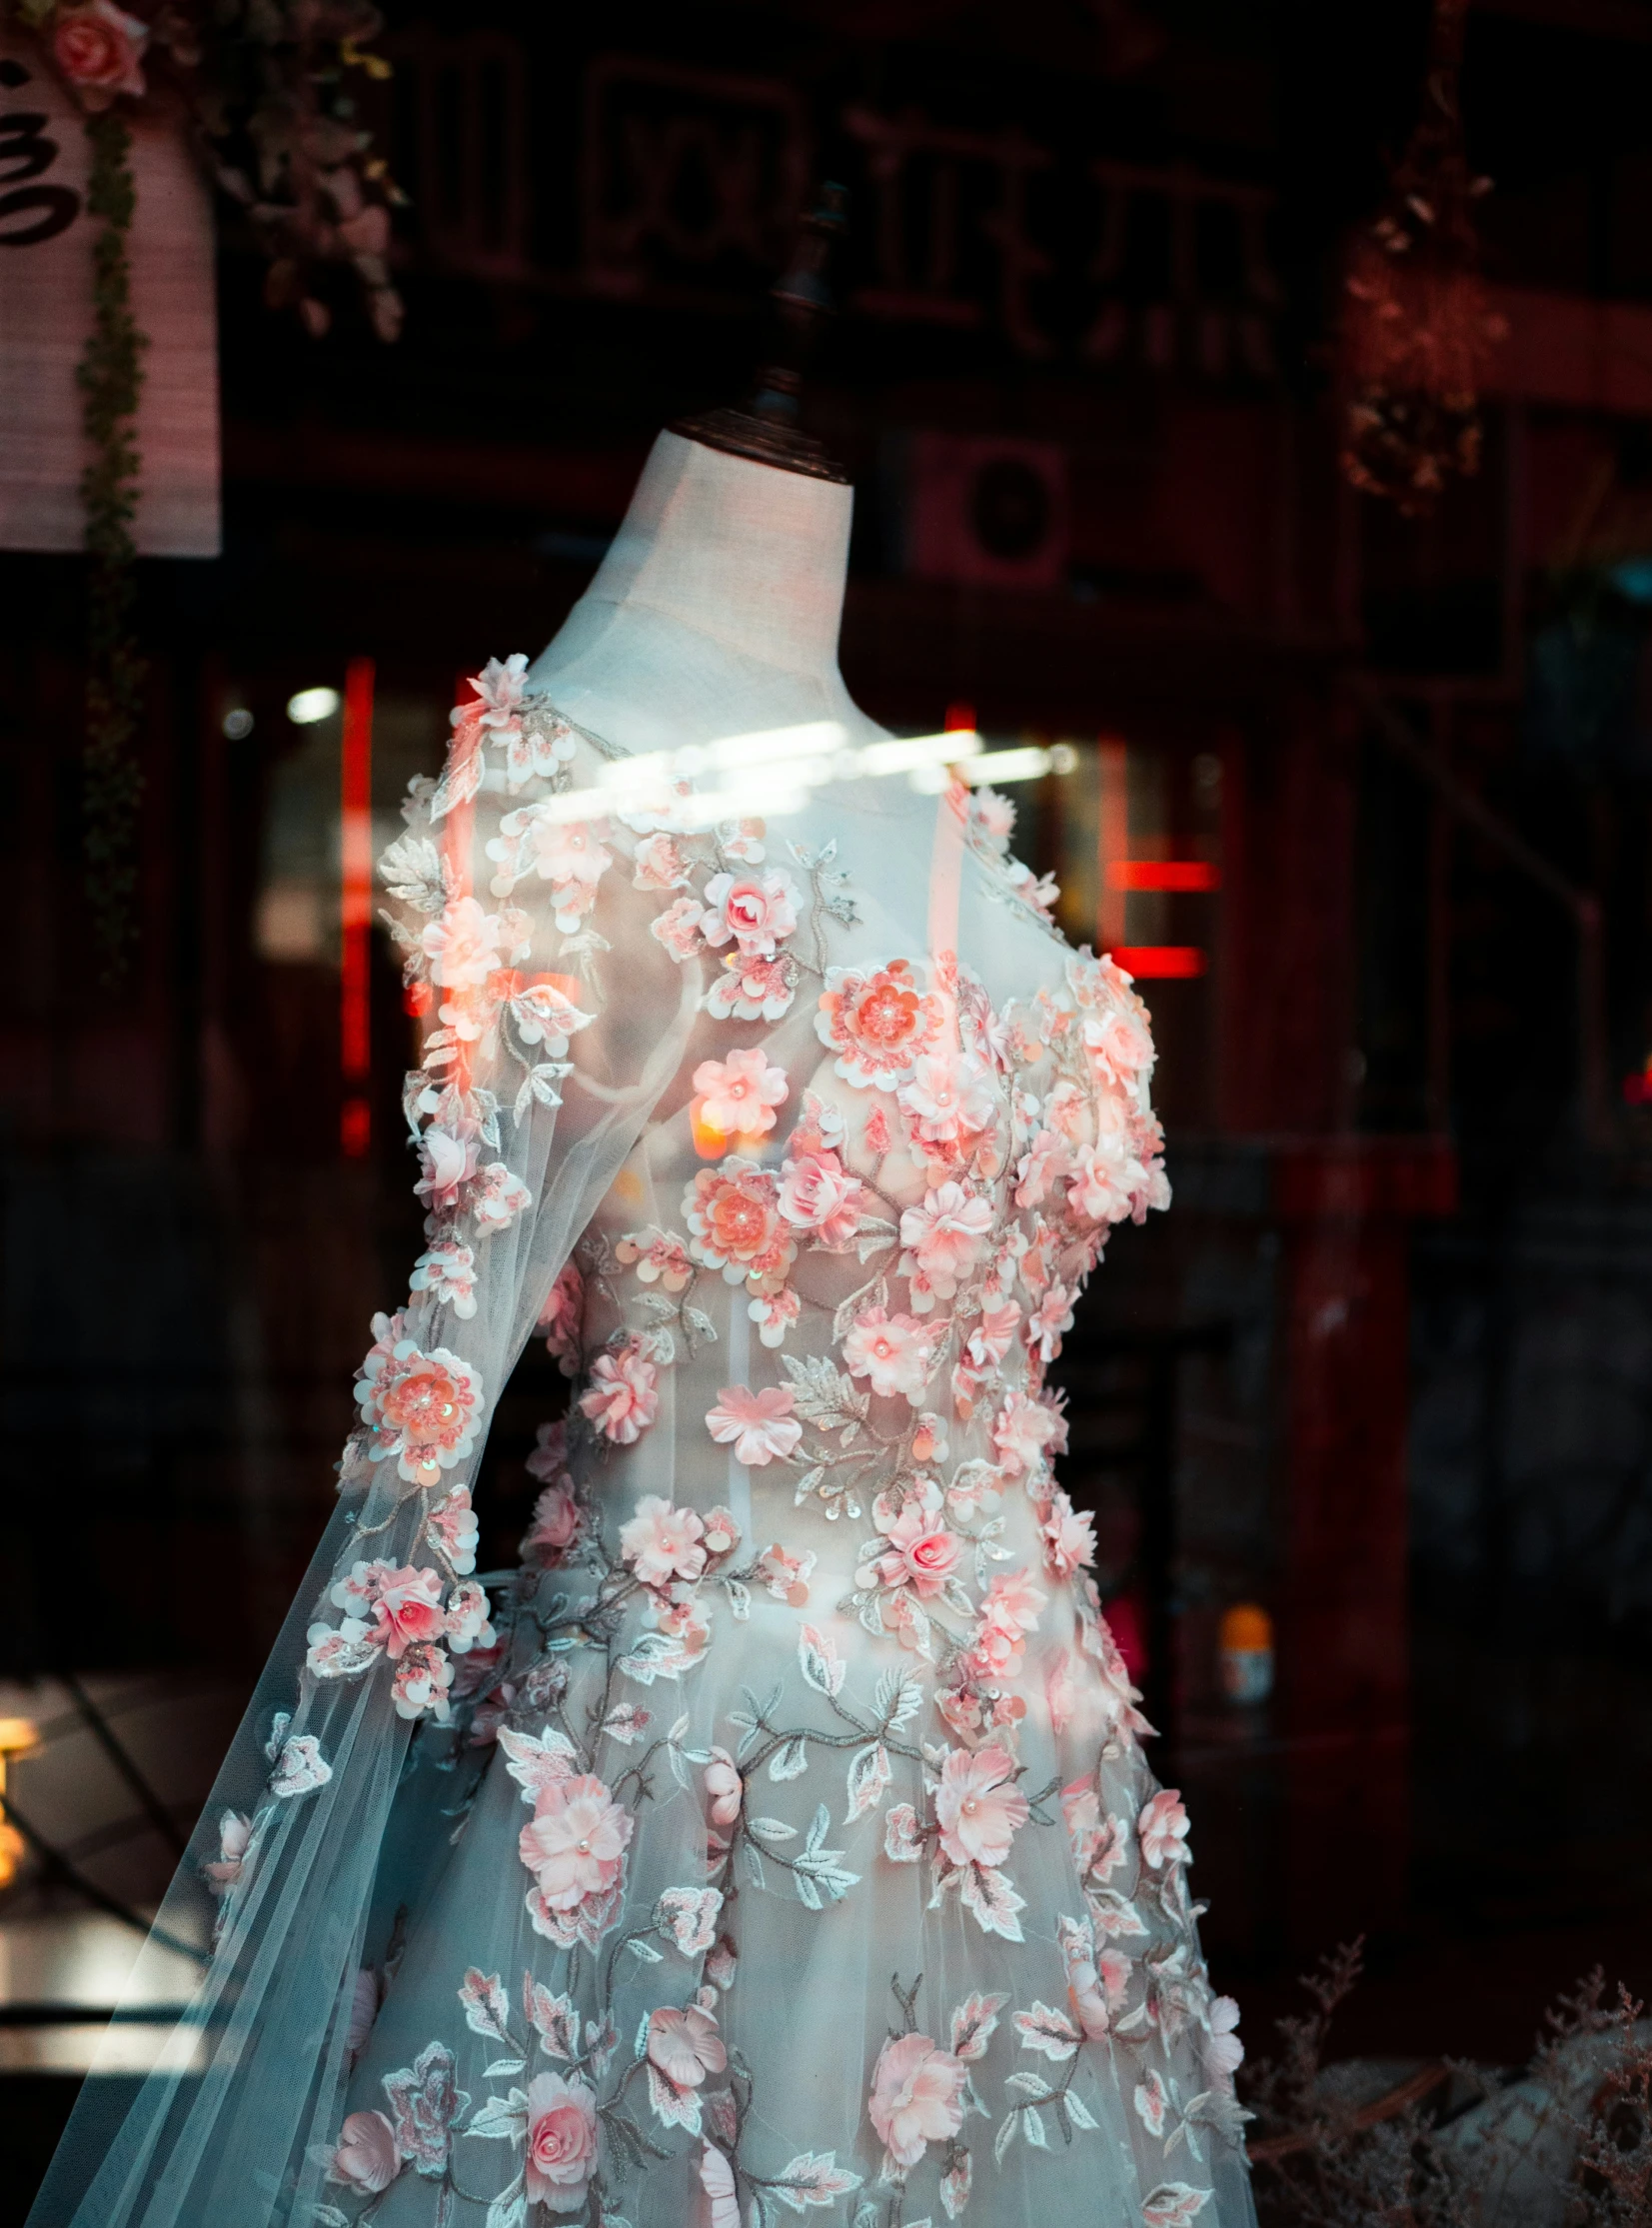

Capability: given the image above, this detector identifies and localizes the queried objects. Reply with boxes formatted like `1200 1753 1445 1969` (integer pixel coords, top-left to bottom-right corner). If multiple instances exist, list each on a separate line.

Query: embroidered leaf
497 1726 577 1807
379 833 452 914
798 1623 845 1698
939 2150 972 2219
485 2182 527 2228
743 1842 767 1892
431 730 485 822
873 1669 922 1731
458 1969 513 2047
1141 2185 1211 2228
844 1741 890 1823
522 1975 578 2060
781 1353 866 1427
1065 2090 1099 2131
728 1577 752 1620
1183 2088 1254 2141
1134 2069 1168 2138
483 2057 525 2078
770 1735 811 1782
993 2110 1020 2166
625 1936 664 1962
1006 2071 1056 2100
949 1991 1009 2064
466 2087 529 2141
646 2060 703 2135
1087 1888 1149 1940
1014 2003 1079 2061
747 1816 799 1841
601 1704 651 1746
958 1863 1026 1943
315 2210 352 2227
768 2151 863 2212
1022 2108 1049 2150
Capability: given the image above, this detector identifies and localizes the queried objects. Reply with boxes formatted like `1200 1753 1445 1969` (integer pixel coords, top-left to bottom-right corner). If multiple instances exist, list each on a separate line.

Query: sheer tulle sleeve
26 667 700 2228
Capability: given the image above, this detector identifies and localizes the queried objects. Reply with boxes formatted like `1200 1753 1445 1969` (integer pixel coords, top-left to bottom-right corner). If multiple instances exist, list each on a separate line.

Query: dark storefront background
6 0 1652 2124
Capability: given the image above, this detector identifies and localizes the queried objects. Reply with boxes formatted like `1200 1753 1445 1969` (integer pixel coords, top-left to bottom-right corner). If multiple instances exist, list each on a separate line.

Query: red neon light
1108 860 1220 893
341 656 375 1156
944 700 976 734
1109 946 1207 979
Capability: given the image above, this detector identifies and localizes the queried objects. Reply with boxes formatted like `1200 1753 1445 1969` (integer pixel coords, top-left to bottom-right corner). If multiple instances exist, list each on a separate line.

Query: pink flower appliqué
842 1307 934 1402
777 1147 864 1247
1041 1490 1096 1577
647 2004 728 2088
701 869 800 958
1137 1788 1191 1869
816 959 946 1091
694 1049 789 1139
420 894 502 990
524 1481 580 1558
705 1384 802 1466
519 1773 634 1912
523 2069 600 2212
704 1748 743 1826
934 1743 1029 1869
866 2030 967 2172
579 1338 660 1445
861 1500 963 1600
706 951 797 1022
537 1262 584 1372
897 1052 995 1145
683 1159 795 1291
354 1325 484 1488
619 1495 707 1588
898 1181 992 1307
328 2109 401 2194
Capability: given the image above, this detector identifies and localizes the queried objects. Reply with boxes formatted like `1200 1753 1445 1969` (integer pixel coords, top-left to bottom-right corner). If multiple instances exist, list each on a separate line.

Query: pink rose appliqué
51 0 147 108
701 869 800 959
579 1338 660 1445
328 2109 401 2194
842 1306 934 1403
523 2069 600 2211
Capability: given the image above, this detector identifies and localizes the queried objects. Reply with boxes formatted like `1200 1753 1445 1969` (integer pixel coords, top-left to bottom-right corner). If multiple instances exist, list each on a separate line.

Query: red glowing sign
1109 946 1207 979
1107 860 1220 892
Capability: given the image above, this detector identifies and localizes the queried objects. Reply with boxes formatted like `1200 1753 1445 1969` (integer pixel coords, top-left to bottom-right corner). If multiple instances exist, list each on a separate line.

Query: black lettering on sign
0 183 80 244
0 111 60 184
0 107 80 244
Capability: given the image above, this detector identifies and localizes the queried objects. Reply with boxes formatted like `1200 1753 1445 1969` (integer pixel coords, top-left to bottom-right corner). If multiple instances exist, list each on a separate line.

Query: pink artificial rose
694 1049 789 1138
523 2069 600 2211
816 960 946 1091
866 2030 967 2171
1082 1003 1155 1084
934 1743 1029 1869
683 1160 794 1289
203 1808 250 1895
990 1390 1060 1479
1137 1787 1191 1869
632 833 692 890
367 1566 448 1658
863 1500 963 1599
777 1147 863 1246
704 1747 743 1826
647 2003 727 2088
842 1307 933 1402
538 1262 584 1371
329 2109 401 2193
524 1480 580 1556
519 1773 633 1911
579 1339 660 1445
415 1123 479 1210
51 0 147 108
700 2143 741 2228
619 1494 707 1588
704 1384 802 1466
701 869 800 958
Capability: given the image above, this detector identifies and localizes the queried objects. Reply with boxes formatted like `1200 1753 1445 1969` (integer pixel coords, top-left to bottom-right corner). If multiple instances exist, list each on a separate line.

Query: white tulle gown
26 624 1254 2228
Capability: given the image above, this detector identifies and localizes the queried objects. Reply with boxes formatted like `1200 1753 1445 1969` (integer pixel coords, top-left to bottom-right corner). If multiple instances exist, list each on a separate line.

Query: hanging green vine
77 105 147 983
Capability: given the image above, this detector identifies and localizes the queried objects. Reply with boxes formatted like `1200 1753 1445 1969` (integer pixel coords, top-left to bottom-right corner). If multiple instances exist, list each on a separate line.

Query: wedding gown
26 435 1254 2228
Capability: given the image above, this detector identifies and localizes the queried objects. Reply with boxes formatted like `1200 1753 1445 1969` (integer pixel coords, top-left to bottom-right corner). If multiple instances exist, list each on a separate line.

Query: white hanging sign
0 33 219 556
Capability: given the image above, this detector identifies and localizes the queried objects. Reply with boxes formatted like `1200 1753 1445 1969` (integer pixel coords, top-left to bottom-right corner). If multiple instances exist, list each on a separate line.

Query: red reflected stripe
1108 860 1220 892
1109 946 1207 979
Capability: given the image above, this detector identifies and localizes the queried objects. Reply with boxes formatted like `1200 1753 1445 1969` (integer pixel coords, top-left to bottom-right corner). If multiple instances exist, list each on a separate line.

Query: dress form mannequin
529 431 883 755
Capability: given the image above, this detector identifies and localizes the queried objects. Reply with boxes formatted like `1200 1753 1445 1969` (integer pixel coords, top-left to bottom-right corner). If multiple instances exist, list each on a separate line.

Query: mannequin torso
529 431 883 754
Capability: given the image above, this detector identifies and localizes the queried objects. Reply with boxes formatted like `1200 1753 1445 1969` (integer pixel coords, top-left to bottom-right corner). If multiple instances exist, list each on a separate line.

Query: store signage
0 35 220 556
